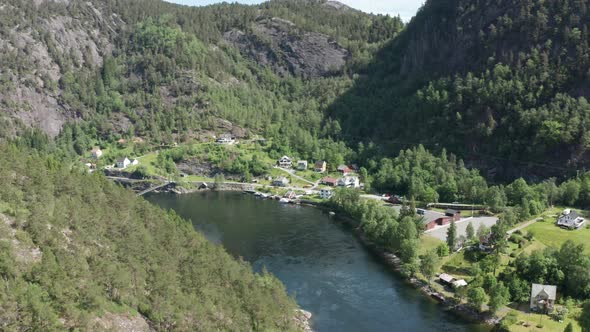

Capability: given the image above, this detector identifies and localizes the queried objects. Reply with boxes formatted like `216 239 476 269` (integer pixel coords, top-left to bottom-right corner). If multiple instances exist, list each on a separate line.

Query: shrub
500 311 518 329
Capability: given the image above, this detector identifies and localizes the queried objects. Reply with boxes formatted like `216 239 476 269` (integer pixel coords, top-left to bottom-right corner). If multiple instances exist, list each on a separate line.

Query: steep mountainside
329 0 590 180
0 145 297 331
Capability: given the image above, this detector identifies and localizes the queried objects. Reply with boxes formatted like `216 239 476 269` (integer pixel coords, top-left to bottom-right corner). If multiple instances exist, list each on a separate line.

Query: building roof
116 157 129 163
279 156 291 161
315 160 326 167
298 160 308 164
321 176 338 183
91 147 102 152
531 284 557 300
445 209 460 215
453 279 468 287
337 165 350 171
439 273 455 283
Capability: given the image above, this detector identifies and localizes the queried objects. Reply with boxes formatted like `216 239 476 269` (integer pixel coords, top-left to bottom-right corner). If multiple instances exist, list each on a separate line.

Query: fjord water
147 192 486 332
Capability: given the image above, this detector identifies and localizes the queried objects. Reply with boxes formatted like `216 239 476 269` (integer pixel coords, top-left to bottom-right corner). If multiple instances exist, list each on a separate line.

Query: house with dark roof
557 209 586 229
530 284 557 313
314 160 327 173
444 209 461 221
278 156 292 168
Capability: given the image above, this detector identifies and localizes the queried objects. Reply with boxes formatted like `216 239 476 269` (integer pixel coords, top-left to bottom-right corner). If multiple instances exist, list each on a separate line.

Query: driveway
425 217 498 241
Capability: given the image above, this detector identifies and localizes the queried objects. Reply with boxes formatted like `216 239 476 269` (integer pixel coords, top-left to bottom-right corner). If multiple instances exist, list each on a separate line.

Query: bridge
137 181 174 196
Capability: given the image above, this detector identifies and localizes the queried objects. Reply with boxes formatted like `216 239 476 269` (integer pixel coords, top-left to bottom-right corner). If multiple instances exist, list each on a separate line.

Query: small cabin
297 160 308 171
314 160 327 173
116 157 131 169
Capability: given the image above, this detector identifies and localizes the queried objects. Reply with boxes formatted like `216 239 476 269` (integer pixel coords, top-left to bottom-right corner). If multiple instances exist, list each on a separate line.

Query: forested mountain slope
0 0 401 165
329 0 590 180
0 144 297 331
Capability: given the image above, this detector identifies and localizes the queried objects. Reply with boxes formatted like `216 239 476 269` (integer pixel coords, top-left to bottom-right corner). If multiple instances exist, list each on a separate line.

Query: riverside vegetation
2 0 590 330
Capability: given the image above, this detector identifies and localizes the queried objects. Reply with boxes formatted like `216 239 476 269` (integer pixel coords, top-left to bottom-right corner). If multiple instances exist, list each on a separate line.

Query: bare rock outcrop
224 17 349 78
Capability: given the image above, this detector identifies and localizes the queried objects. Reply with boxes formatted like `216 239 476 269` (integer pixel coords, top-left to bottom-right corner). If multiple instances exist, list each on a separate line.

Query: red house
337 165 351 175
444 209 461 221
436 216 452 226
321 177 338 186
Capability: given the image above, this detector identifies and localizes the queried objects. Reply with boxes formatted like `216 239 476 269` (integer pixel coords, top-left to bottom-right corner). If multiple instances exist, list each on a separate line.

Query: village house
337 165 351 175
130 158 139 166
314 160 327 173
320 188 333 199
321 176 338 186
557 209 586 229
438 273 456 286
453 279 468 289
116 157 131 169
444 209 461 221
90 147 103 159
337 176 359 188
420 210 450 230
297 160 308 170
530 284 557 313
272 176 289 187
278 156 292 168
216 133 235 145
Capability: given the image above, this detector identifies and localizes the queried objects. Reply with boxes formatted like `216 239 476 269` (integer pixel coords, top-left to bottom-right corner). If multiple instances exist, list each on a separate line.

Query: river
147 191 488 332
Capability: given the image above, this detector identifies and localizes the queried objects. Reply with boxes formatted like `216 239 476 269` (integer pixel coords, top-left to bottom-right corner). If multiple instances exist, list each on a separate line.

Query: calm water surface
147 191 488 332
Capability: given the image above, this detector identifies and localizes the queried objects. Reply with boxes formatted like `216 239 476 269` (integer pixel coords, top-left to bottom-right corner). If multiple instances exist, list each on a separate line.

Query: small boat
329 211 336 216
279 198 290 204
260 193 269 199
254 192 262 197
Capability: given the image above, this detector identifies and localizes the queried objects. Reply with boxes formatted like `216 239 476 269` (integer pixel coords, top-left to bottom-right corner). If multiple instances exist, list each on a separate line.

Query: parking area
425 217 498 241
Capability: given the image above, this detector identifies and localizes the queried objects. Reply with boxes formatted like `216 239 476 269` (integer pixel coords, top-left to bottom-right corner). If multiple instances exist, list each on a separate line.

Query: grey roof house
530 284 556 313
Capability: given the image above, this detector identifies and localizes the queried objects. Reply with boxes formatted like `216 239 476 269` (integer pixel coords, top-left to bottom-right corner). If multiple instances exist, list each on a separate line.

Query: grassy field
523 218 590 254
505 303 582 332
419 235 444 256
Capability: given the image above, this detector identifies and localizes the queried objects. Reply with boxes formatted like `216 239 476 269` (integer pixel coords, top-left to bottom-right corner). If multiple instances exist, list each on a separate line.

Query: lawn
419 234 444 256
523 218 590 254
504 303 582 332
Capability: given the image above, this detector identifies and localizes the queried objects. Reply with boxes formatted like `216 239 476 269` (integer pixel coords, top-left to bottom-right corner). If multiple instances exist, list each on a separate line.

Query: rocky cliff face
224 17 349 78
0 1 122 138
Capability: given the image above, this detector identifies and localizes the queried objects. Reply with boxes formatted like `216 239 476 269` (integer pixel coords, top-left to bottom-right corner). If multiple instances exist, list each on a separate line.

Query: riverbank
328 211 497 329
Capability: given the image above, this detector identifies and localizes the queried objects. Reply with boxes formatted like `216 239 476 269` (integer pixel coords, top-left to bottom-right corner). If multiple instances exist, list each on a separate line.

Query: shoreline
137 181 496 329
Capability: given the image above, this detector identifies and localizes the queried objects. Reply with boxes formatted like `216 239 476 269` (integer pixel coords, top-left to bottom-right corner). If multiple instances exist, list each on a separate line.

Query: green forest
0 144 297 330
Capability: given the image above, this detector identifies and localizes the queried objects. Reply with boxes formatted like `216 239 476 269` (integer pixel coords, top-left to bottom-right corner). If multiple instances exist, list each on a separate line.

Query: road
425 217 499 241
507 218 540 234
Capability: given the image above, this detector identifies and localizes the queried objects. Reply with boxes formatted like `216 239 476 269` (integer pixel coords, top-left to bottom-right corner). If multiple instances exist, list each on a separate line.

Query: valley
1 0 590 331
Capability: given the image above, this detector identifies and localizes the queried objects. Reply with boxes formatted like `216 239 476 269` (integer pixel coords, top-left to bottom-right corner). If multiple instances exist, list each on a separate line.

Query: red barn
444 209 461 221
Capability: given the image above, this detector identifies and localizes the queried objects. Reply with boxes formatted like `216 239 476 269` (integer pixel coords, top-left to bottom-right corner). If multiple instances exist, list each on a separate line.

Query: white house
530 284 556 313
216 133 235 145
337 176 360 188
297 160 308 170
557 209 585 229
91 147 103 159
130 158 139 166
278 156 292 168
272 176 289 187
116 157 131 169
320 188 333 199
